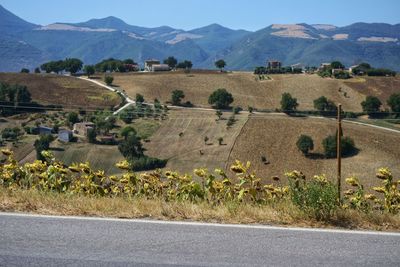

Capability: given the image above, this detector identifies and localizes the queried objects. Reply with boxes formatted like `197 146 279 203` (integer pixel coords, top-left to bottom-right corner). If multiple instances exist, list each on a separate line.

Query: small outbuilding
73 122 95 137
58 129 73 142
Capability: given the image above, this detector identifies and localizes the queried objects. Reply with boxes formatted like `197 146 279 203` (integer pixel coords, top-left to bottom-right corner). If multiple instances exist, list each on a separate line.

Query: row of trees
361 94 400 115
254 66 302 75
296 134 356 158
351 62 396 77
40 58 83 74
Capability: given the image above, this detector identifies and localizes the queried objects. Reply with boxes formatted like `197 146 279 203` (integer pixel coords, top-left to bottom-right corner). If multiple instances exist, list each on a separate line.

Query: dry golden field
110 72 367 112
344 76 400 109
144 109 248 174
0 73 120 109
228 114 400 189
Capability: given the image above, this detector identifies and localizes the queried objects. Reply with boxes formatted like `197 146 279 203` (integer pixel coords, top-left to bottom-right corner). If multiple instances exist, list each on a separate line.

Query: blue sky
1 0 399 31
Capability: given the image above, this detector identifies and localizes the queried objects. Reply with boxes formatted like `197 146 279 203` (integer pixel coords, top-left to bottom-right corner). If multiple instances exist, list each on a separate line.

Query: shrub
104 75 114 86
87 128 97 143
227 115 236 127
287 172 338 220
322 135 356 158
333 71 350 79
296 135 314 155
233 106 242 114
130 156 167 171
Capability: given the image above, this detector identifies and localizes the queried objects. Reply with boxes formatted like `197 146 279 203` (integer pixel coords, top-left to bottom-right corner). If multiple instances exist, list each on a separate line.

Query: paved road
0 213 399 266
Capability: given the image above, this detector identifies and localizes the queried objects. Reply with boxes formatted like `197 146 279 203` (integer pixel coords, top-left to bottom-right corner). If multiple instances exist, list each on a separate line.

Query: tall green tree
208 88 234 109
164 56 178 69
361 96 382 114
387 93 400 113
171 90 185 105
84 65 95 77
64 58 83 74
296 135 314 155
215 59 226 71
280 93 298 113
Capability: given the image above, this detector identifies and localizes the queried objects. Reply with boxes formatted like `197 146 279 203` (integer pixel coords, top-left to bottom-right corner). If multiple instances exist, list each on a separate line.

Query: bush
361 96 382 116
104 76 114 86
130 156 167 171
296 135 314 155
367 69 396 77
333 71 350 79
288 173 338 221
233 106 242 114
171 90 185 106
387 93 400 114
322 135 356 158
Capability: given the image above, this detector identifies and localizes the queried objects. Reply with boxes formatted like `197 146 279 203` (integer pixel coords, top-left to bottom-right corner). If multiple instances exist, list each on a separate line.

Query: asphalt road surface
0 213 399 266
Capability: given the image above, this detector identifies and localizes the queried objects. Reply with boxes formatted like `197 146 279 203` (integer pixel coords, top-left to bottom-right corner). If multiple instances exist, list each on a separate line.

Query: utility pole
337 104 342 203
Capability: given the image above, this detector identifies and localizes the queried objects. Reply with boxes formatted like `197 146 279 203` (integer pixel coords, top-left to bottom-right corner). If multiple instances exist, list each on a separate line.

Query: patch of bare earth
228 115 400 190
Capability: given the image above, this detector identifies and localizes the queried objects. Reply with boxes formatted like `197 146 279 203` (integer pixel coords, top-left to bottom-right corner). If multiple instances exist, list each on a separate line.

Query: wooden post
337 104 342 203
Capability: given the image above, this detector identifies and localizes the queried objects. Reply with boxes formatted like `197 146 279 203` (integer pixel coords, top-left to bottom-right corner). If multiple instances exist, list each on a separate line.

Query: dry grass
1 188 399 231
0 73 120 108
228 114 400 190
110 72 366 112
344 76 400 109
144 109 248 173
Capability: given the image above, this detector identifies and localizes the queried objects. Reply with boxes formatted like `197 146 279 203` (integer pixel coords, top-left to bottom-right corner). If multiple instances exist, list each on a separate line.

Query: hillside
0 4 400 71
228 115 400 188
0 73 120 109
111 72 369 112
144 109 248 174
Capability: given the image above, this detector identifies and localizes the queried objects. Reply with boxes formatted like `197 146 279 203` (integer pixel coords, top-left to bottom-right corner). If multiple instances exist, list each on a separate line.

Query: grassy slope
111 72 367 112
228 115 400 189
144 109 248 174
0 73 120 109
344 76 400 109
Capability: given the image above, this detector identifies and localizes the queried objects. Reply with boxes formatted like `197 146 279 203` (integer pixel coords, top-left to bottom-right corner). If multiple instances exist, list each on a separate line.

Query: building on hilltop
73 122 95 137
144 59 160 71
267 60 282 71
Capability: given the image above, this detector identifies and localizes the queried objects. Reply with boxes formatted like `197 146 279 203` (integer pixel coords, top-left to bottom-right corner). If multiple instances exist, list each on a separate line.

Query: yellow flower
345 177 359 187
372 187 386 194
194 168 207 178
116 160 130 170
376 168 391 180
365 194 377 201
344 189 355 196
1 149 13 156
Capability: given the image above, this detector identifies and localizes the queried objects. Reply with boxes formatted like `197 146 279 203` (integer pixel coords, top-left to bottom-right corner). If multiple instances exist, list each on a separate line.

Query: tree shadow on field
306 153 325 160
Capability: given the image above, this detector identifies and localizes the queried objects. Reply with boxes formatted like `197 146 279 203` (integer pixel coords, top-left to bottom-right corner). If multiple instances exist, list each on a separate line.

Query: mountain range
1 4 399 72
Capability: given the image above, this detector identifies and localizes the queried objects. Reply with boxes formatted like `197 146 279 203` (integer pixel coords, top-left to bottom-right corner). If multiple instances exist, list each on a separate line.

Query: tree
331 61 344 69
84 65 95 77
164 56 177 69
296 135 314 155
322 134 356 158
20 68 29 73
104 75 114 86
171 90 185 105
387 93 400 113
120 126 137 140
67 112 79 125
215 59 226 71
280 93 298 113
34 67 41 74
118 134 144 159
361 96 382 114
135 93 145 104
119 107 134 124
208 88 234 109
87 128 97 143
176 60 193 70
64 58 83 74
204 136 209 145
34 135 53 161
16 85 31 103
313 96 337 113
123 59 135 65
